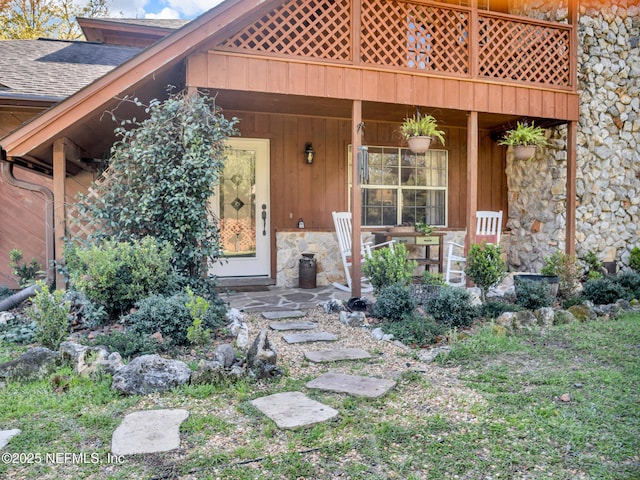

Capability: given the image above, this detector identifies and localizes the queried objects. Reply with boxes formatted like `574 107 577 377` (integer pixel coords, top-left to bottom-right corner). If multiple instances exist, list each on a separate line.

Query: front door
211 138 270 277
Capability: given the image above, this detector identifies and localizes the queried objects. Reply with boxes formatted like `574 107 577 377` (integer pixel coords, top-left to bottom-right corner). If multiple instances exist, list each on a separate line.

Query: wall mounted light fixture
304 143 315 164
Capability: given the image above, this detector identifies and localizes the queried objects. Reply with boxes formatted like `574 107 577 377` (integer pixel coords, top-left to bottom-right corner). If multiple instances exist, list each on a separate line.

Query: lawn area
0 313 638 479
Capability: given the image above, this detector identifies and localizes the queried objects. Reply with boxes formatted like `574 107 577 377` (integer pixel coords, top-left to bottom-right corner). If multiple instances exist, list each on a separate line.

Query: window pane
362 189 397 226
401 189 446 226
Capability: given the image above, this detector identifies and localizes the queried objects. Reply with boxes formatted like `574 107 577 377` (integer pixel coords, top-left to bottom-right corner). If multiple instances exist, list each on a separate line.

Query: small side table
373 231 444 274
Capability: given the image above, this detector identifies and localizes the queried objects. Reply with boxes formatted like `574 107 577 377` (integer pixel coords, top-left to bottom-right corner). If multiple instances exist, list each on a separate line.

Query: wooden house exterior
0 0 579 294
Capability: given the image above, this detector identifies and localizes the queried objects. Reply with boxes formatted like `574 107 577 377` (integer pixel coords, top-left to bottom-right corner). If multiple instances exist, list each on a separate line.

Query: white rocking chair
445 210 503 287
332 211 394 293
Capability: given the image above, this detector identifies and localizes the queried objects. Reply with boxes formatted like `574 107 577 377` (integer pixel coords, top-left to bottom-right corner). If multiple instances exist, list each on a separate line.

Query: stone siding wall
506 1 640 272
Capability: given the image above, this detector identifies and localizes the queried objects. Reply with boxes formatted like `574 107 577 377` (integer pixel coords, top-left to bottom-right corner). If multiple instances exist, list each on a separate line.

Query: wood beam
466 111 479 254
52 138 67 288
351 100 363 297
566 120 577 257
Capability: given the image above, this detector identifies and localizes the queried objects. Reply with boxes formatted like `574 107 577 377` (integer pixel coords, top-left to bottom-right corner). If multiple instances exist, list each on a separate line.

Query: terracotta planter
407 136 432 153
513 144 537 161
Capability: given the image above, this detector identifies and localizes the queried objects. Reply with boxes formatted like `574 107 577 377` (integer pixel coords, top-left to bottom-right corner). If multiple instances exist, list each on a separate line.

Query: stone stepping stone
262 310 305 320
304 348 371 363
251 391 338 429
0 429 20 450
111 409 189 456
306 373 396 398
269 320 317 331
282 332 338 344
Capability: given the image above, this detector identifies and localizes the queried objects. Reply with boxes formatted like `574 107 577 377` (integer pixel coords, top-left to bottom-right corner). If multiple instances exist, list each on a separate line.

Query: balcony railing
219 0 574 90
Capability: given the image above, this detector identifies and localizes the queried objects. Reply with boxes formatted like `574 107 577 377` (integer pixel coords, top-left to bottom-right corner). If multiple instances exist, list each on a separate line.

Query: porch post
566 121 577 257
351 100 363 297
466 111 479 253
52 138 67 288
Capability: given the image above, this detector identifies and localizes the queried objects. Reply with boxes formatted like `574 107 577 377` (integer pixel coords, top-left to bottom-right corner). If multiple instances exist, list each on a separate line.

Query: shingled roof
0 38 143 101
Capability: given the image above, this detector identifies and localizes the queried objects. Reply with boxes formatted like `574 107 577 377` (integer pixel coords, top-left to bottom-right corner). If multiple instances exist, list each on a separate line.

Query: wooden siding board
207 53 229 89
361 70 379 101
459 81 473 111
267 60 288 93
516 88 530 117
227 55 248 91
542 90 556 117
529 89 543 117
502 86 517 114
344 69 362 99
377 72 396 103
325 66 344 98
247 58 268 92
287 63 307 95
305 64 325 97
395 74 413 105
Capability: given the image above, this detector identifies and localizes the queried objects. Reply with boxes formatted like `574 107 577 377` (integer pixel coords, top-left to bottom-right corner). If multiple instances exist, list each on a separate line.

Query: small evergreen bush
423 287 478 329
381 312 442 346
64 289 108 329
629 247 640 272
514 279 555 310
373 284 416 322
582 276 628 305
91 330 162 359
65 236 175 318
26 282 71 349
614 271 640 300
480 300 522 319
465 243 506 302
185 287 211 345
362 244 417 293
126 291 226 347
541 251 580 300
581 250 604 281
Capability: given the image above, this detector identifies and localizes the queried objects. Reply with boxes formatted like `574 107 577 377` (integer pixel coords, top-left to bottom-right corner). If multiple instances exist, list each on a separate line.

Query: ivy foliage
75 89 239 279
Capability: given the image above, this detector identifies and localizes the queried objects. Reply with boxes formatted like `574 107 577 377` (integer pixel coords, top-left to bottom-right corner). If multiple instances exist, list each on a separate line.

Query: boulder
0 347 60 382
59 341 111 377
111 355 191 395
246 329 281 379
213 344 236 368
339 310 366 327
190 360 226 385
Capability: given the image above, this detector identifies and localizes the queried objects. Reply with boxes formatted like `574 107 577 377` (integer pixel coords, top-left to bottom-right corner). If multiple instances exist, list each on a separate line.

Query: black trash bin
299 253 317 289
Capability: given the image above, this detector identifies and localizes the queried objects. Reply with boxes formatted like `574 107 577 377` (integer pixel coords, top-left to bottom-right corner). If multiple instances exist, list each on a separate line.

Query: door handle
261 204 267 236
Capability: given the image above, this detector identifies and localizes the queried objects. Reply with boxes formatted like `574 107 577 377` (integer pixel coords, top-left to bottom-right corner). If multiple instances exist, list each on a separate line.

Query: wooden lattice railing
216 0 573 89
65 166 113 241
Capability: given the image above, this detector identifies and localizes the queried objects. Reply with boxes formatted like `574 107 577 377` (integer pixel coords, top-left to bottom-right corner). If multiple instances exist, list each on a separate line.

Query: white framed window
348 145 448 227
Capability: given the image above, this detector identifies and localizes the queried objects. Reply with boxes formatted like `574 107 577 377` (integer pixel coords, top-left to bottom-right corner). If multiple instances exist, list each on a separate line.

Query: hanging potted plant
400 114 446 153
498 121 549 161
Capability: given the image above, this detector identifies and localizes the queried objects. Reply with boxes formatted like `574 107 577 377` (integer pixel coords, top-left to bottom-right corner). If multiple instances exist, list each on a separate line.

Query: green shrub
0 315 37 344
65 236 175 318
423 287 478 329
381 312 442 347
614 271 640 300
74 89 238 278
582 277 628 305
64 289 108 329
514 279 555 310
629 247 640 272
465 243 506 302
373 284 416 322
185 287 211 345
480 300 522 319
91 330 162 360
362 244 417 293
581 250 604 281
421 270 446 286
541 251 581 300
126 291 226 347
9 249 44 288
25 282 71 349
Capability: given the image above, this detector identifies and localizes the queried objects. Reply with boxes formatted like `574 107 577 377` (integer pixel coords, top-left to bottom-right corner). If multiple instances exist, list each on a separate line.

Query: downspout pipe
0 149 56 311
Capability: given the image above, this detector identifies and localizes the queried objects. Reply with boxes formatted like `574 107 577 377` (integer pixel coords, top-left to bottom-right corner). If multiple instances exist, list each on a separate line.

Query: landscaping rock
0 312 14 325
321 299 345 313
554 309 577 325
567 304 597 322
246 329 282 379
0 347 60 382
227 309 250 351
190 360 226 385
111 355 191 395
59 341 111 377
534 307 555 330
213 344 237 368
339 310 366 327
417 346 451 363
371 327 393 341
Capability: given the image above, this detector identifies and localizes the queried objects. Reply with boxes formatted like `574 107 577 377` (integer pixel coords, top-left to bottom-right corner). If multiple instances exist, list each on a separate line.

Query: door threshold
215 277 276 287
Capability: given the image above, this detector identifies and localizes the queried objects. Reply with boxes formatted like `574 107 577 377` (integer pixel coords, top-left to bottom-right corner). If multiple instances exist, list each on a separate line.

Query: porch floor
218 285 353 313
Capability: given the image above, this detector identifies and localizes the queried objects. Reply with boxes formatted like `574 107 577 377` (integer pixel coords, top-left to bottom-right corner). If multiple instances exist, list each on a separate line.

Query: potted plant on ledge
401 114 446 153
498 121 549 161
